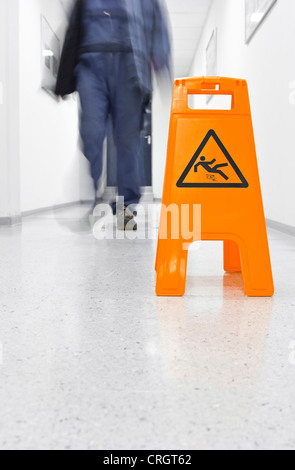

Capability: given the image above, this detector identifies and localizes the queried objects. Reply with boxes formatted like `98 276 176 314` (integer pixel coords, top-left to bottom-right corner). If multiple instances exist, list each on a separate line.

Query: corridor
1 0 295 453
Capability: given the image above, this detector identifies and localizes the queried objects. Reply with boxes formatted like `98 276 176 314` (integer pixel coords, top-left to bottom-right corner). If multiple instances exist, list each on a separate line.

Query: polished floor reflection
0 204 294 450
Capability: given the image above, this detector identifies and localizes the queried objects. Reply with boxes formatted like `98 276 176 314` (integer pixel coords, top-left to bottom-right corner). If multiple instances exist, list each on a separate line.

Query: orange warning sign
155 77 274 298
177 129 249 188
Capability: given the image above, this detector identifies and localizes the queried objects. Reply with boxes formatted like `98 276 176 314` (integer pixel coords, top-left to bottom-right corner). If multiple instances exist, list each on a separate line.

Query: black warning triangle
177 130 249 188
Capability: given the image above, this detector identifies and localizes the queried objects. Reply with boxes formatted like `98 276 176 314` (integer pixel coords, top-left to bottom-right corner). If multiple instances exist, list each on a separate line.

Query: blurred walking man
56 0 171 230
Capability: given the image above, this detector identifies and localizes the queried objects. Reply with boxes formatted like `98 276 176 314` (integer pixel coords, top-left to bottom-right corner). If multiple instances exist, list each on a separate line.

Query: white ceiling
59 0 213 77
166 0 213 76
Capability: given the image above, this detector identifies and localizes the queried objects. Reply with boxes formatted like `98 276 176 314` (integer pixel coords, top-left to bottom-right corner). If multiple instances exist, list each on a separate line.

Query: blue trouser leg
76 54 109 190
110 54 143 208
76 53 143 205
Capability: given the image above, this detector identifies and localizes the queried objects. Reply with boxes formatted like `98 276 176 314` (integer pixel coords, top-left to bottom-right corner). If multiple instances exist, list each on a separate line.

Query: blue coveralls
75 0 143 207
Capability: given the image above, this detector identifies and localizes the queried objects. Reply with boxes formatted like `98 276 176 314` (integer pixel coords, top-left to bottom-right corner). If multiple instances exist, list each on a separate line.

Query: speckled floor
0 203 294 450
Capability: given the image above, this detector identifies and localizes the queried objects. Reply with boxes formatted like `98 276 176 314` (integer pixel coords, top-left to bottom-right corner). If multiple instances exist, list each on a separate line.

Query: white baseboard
266 219 295 237
0 216 22 226
21 201 82 218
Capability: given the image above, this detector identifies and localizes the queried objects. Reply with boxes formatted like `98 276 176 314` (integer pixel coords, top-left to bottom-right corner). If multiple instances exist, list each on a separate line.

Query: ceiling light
250 12 264 23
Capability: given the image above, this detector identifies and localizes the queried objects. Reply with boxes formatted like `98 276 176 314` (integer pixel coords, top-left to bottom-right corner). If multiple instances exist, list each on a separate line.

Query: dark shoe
117 205 137 231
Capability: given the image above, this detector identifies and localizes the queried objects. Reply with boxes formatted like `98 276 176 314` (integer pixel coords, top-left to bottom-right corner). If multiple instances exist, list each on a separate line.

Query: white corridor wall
0 0 20 221
189 0 295 228
19 0 82 213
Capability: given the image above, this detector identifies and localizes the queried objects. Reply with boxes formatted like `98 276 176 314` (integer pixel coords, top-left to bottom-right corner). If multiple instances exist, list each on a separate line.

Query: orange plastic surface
155 77 274 297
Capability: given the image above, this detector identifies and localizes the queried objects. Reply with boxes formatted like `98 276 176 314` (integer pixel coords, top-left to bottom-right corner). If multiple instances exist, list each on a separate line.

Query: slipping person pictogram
194 156 229 181
177 129 249 188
